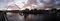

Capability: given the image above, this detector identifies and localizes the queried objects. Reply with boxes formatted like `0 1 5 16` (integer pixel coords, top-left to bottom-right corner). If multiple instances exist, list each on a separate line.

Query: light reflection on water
6 13 51 21
25 14 44 21
7 13 25 21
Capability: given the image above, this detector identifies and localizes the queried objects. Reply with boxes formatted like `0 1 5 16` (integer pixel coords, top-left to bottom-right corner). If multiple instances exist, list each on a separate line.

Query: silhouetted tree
29 9 34 14
33 9 37 15
22 8 29 14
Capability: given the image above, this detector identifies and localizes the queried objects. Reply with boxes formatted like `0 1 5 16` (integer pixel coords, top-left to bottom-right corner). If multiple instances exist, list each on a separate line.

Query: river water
6 13 53 21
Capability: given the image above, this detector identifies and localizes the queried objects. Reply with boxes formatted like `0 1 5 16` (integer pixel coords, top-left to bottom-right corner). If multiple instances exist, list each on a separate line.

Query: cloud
1 0 59 10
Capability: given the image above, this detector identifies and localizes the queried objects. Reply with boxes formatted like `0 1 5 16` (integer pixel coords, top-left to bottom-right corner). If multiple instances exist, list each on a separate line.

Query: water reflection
26 14 44 21
7 12 25 21
6 12 53 21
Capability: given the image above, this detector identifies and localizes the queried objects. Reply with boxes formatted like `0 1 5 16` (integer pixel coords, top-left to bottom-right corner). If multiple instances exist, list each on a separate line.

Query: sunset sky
0 0 60 9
